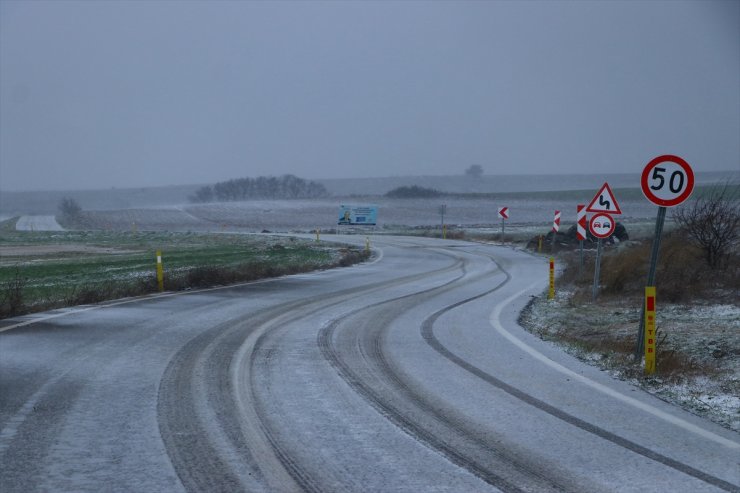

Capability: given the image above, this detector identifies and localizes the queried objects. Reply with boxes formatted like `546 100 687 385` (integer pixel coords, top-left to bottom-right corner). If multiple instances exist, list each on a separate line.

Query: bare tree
58 197 82 218
672 182 740 268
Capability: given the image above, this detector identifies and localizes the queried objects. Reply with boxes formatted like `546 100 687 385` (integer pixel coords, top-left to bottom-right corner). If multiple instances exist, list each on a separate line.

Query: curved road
1 236 738 492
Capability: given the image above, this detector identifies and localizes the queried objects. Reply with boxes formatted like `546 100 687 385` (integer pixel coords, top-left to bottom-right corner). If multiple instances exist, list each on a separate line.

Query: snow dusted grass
519 261 740 433
0 230 366 318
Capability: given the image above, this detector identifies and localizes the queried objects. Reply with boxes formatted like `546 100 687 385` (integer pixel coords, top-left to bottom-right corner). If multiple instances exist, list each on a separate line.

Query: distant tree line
384 185 445 199
189 175 329 203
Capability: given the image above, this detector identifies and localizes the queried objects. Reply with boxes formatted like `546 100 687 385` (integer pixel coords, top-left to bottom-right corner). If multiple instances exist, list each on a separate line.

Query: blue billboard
338 205 378 226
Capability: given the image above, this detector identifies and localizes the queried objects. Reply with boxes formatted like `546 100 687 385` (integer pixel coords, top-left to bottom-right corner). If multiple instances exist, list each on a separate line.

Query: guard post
644 286 656 374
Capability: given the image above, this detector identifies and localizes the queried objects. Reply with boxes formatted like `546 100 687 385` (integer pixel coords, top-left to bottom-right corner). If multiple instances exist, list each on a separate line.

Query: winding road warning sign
587 183 622 215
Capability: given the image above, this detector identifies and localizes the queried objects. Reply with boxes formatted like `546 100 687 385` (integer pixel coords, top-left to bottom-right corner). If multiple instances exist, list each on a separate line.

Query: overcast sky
1 0 738 191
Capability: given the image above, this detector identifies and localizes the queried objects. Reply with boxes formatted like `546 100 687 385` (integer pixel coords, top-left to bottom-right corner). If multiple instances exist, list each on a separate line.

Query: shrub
561 231 737 303
672 182 740 269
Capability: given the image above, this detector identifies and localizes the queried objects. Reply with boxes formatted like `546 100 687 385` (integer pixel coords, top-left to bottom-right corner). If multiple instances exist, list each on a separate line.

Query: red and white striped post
551 210 561 252
577 204 586 272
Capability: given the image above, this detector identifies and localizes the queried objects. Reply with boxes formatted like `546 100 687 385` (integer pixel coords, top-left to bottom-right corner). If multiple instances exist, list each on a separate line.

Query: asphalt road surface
1 236 738 492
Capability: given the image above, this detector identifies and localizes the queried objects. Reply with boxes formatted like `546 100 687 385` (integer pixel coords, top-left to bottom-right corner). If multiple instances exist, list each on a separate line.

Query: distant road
1 235 737 492
15 215 64 231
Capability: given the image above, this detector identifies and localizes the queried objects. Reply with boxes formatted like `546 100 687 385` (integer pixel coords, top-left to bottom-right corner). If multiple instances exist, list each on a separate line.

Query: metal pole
579 239 584 278
501 218 505 242
551 230 557 253
440 204 446 239
634 206 667 359
592 239 602 301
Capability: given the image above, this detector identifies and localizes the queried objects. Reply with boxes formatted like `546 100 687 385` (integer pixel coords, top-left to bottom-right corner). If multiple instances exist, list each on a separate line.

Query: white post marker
634 155 695 361
156 250 164 292
439 204 447 239
589 212 615 300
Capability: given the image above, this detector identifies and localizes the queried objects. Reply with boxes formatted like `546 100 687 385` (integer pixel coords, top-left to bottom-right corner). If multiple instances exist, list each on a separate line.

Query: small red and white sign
576 204 587 241
641 155 695 207
589 212 616 239
587 182 622 215
498 207 509 220
552 210 561 232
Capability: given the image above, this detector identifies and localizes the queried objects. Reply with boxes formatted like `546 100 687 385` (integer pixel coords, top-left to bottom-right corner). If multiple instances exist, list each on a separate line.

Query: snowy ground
519 282 740 433
15 215 64 232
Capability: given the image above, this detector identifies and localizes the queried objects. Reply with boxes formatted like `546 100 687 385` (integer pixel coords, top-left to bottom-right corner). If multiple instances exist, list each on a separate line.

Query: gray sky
1 0 738 191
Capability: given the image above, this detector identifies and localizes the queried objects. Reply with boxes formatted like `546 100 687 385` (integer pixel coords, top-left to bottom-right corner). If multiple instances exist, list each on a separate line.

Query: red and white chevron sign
576 204 586 241
552 210 561 232
498 207 509 220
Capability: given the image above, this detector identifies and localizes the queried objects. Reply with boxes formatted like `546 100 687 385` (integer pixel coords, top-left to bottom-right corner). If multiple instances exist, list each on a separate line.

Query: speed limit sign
641 155 695 207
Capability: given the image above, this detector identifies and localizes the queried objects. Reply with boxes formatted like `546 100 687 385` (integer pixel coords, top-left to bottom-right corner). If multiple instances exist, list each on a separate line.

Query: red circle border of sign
640 154 695 207
589 212 616 239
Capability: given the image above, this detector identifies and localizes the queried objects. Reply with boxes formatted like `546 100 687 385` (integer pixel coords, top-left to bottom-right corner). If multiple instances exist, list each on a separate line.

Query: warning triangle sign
586 182 622 214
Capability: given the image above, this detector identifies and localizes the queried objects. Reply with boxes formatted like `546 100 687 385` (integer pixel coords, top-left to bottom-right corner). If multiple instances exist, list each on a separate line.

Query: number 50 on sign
641 155 695 207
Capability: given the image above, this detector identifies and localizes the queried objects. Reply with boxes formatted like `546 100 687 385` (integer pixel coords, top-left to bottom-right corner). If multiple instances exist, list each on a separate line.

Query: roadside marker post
551 211 560 252
589 212 616 301
156 250 164 292
585 183 622 300
365 236 370 253
634 155 695 362
498 207 509 242
548 257 555 300
439 204 447 239
576 204 586 274
644 286 657 374
315 229 320 242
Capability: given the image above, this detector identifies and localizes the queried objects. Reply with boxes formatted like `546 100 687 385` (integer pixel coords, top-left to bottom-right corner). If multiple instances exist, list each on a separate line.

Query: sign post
589 212 616 300
634 155 695 361
548 257 555 300
586 183 622 300
498 207 509 242
439 204 447 239
576 204 586 275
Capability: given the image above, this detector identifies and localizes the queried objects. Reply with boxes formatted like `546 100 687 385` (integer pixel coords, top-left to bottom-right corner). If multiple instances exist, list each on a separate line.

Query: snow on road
0 236 737 492
15 215 64 231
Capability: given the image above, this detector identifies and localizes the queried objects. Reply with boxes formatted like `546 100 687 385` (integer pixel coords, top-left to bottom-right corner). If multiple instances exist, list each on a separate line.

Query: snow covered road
15 215 64 231
1 236 738 492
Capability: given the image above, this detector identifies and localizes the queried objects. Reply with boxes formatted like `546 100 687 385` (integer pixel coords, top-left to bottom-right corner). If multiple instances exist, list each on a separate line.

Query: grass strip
0 231 369 318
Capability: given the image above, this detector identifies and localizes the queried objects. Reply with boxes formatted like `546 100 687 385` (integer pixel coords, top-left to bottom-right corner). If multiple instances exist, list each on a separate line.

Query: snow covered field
15 215 64 231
